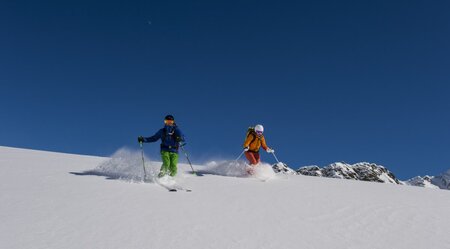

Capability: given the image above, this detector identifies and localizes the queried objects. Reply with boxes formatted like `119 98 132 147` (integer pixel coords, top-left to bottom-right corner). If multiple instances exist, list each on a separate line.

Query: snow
431 170 450 190
1 146 450 249
378 172 394 183
405 176 440 189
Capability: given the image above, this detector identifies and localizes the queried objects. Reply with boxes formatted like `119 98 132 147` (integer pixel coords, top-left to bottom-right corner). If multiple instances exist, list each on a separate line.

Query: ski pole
271 151 281 164
270 151 289 177
139 141 148 181
235 149 245 163
180 144 197 175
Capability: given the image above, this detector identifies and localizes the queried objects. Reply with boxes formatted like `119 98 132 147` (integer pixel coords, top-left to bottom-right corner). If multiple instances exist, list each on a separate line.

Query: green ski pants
160 151 179 177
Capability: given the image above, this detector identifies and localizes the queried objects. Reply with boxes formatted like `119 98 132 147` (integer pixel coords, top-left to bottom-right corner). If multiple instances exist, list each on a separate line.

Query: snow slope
1 146 450 249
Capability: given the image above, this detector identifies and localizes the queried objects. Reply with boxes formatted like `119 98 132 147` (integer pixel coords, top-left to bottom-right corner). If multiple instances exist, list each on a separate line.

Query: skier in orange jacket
243 124 274 173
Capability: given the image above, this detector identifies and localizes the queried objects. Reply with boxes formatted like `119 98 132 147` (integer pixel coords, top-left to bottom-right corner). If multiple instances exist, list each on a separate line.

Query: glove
244 146 250 152
266 148 274 153
138 136 144 143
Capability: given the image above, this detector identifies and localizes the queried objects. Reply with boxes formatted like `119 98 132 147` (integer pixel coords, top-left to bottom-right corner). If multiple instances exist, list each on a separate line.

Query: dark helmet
164 114 174 121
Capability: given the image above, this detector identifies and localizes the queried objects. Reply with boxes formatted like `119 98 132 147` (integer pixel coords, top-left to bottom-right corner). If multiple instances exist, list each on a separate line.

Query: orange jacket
243 131 268 152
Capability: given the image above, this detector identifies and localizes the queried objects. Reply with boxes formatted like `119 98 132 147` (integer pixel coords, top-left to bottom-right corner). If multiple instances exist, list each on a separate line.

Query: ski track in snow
1 146 450 249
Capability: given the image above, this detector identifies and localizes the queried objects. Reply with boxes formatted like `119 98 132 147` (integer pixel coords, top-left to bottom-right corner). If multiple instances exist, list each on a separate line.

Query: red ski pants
245 151 260 165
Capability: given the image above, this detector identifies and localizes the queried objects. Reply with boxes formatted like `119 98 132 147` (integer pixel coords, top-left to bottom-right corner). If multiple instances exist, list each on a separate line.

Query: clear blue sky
1 0 449 179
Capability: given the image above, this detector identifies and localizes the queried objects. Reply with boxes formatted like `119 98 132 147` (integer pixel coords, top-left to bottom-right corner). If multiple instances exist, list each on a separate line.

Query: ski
166 186 192 192
157 182 178 192
172 184 192 192
156 179 192 192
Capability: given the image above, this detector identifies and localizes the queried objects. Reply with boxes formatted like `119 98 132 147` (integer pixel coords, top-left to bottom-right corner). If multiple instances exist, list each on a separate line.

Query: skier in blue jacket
138 115 185 177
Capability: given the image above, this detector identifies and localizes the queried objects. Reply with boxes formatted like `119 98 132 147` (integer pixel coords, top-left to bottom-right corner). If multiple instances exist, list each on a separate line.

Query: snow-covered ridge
430 169 450 190
404 175 439 189
275 161 448 190
296 162 400 184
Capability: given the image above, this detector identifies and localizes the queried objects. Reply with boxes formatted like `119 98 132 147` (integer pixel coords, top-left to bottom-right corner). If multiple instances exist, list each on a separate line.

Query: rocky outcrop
297 162 400 184
404 176 439 189
430 170 450 190
272 162 297 175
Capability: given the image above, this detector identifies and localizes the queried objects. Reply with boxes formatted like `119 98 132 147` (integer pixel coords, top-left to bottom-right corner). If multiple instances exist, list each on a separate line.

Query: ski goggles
256 131 263 135
164 119 175 125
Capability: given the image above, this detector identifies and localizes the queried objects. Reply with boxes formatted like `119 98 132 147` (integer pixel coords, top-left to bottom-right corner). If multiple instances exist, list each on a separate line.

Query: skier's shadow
191 170 212 177
70 170 202 182
69 170 131 181
194 169 247 178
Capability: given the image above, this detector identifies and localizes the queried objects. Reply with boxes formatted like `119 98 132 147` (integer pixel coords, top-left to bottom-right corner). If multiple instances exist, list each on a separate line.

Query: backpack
245 126 261 145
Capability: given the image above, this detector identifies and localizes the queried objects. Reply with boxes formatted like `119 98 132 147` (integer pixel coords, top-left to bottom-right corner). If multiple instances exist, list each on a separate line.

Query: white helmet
254 124 264 133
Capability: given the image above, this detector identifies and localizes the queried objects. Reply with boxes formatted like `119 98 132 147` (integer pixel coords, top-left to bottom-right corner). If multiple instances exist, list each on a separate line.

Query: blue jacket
143 125 185 153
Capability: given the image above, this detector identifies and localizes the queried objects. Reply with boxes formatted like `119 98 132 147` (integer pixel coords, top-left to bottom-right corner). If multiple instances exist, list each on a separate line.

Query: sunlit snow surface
1 146 450 249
